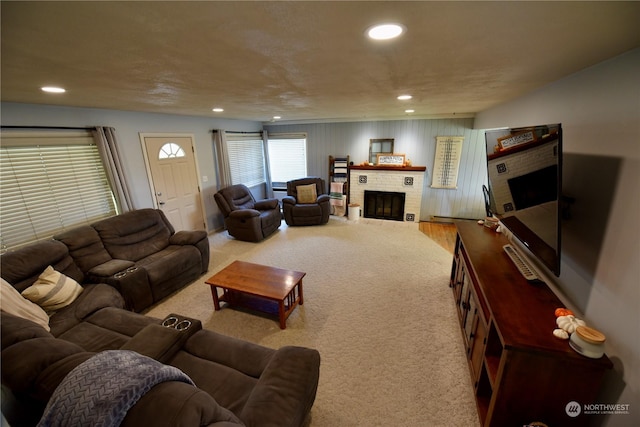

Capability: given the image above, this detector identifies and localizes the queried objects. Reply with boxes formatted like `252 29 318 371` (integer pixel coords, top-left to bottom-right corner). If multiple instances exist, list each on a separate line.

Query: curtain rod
212 129 263 134
1 125 95 131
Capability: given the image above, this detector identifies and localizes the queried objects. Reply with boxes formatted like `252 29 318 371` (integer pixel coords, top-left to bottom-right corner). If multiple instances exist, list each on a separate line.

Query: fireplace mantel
350 165 426 172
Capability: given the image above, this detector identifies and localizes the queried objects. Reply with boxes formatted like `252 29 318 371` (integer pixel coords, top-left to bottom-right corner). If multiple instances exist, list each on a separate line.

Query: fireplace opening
364 191 405 221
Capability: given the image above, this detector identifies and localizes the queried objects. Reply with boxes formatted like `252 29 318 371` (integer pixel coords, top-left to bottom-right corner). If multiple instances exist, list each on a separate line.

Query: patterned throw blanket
38 350 195 427
329 181 344 206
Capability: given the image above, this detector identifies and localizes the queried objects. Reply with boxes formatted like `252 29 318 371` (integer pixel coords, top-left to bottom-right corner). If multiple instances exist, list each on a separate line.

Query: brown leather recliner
282 177 331 226
214 184 281 242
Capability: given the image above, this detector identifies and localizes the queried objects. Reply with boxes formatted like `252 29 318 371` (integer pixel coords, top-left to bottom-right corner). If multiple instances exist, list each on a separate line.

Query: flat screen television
485 124 562 277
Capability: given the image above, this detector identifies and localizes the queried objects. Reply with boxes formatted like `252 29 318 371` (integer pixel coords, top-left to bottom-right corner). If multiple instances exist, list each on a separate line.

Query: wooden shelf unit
450 221 612 427
328 155 350 206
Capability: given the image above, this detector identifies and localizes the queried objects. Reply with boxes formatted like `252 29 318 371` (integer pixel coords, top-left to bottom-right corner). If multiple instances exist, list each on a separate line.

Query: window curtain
213 130 232 189
262 130 273 198
92 127 134 212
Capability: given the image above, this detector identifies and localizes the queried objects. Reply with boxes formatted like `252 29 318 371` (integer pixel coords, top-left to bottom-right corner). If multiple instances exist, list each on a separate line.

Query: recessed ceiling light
405 109 415 113
273 116 281 120
367 23 404 40
41 86 66 93
212 108 224 112
397 95 412 100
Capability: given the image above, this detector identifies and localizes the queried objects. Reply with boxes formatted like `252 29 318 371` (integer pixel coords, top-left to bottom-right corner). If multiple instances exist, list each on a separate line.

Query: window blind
226 134 265 188
0 131 117 252
267 134 307 188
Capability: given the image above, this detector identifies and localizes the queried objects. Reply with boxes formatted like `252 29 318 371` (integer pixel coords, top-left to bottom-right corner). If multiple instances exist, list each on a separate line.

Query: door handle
159 201 165 206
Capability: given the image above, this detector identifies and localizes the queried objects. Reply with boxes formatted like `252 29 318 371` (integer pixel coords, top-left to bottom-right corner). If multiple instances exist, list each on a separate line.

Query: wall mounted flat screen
485 124 562 276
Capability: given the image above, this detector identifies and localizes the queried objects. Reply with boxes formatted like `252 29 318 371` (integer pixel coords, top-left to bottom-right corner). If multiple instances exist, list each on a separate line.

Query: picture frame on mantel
376 153 406 166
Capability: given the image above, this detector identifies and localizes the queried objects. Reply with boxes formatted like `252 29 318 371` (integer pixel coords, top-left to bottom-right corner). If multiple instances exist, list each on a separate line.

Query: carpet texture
146 218 480 426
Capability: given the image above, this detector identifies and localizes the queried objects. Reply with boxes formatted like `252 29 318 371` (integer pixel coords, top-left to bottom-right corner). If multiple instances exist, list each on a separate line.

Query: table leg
210 285 221 310
298 280 304 305
278 300 286 329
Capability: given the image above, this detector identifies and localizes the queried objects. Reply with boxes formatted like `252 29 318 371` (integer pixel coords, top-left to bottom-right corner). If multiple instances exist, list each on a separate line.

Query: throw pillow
1 278 51 331
21 266 83 313
296 183 317 203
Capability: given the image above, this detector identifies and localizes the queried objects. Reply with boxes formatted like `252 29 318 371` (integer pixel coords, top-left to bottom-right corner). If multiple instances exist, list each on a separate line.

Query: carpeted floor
146 217 480 427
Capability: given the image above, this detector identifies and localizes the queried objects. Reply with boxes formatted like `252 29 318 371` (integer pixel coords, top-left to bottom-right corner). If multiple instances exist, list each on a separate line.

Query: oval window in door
158 142 186 159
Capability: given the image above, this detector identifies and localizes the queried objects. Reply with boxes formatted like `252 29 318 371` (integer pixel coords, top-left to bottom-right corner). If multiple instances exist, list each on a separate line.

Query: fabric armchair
214 184 281 242
282 177 331 226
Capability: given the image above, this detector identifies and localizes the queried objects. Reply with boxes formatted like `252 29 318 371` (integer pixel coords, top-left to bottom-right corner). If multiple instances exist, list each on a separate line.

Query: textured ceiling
1 1 638 124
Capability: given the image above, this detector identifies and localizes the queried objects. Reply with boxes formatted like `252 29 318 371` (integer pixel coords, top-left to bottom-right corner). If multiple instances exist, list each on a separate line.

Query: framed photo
376 153 405 166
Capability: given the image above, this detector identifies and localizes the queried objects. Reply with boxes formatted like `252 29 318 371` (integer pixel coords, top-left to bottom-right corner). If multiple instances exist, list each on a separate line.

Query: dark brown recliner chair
282 177 331 226
214 184 281 242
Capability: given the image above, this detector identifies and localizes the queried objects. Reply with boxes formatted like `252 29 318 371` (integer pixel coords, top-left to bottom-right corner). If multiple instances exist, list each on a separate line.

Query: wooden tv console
450 221 612 427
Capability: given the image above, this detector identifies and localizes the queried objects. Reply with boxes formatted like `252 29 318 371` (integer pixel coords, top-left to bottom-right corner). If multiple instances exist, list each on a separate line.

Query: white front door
142 134 205 231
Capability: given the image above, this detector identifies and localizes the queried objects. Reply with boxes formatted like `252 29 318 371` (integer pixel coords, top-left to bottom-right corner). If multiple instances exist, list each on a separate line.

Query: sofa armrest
316 194 330 203
254 199 279 210
86 267 153 313
122 382 244 427
239 346 320 427
88 259 135 277
170 230 207 246
228 209 260 219
121 314 201 363
282 196 297 206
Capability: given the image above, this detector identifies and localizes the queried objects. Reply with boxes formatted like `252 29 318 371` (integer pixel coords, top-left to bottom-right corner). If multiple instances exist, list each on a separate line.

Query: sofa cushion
1 278 50 331
55 306 157 352
0 240 84 292
92 209 172 261
296 183 317 203
22 266 83 314
54 225 112 273
48 284 126 337
169 350 258 415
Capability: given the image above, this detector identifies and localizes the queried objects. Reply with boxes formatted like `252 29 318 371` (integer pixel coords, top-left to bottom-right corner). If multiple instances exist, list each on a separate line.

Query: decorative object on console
556 314 586 334
570 326 607 359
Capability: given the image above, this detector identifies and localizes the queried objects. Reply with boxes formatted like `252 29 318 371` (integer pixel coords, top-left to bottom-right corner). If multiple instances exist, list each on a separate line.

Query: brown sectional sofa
0 210 321 426
53 208 209 312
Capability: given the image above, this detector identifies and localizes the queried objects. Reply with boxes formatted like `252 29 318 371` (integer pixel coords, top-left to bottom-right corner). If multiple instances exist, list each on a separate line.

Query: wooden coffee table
205 260 305 329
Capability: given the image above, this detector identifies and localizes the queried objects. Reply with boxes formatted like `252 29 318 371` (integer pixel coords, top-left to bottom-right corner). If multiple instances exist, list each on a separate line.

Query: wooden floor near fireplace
418 221 458 254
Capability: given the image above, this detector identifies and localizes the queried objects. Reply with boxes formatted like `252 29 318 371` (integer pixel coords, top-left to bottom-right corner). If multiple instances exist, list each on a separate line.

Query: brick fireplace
349 165 426 223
